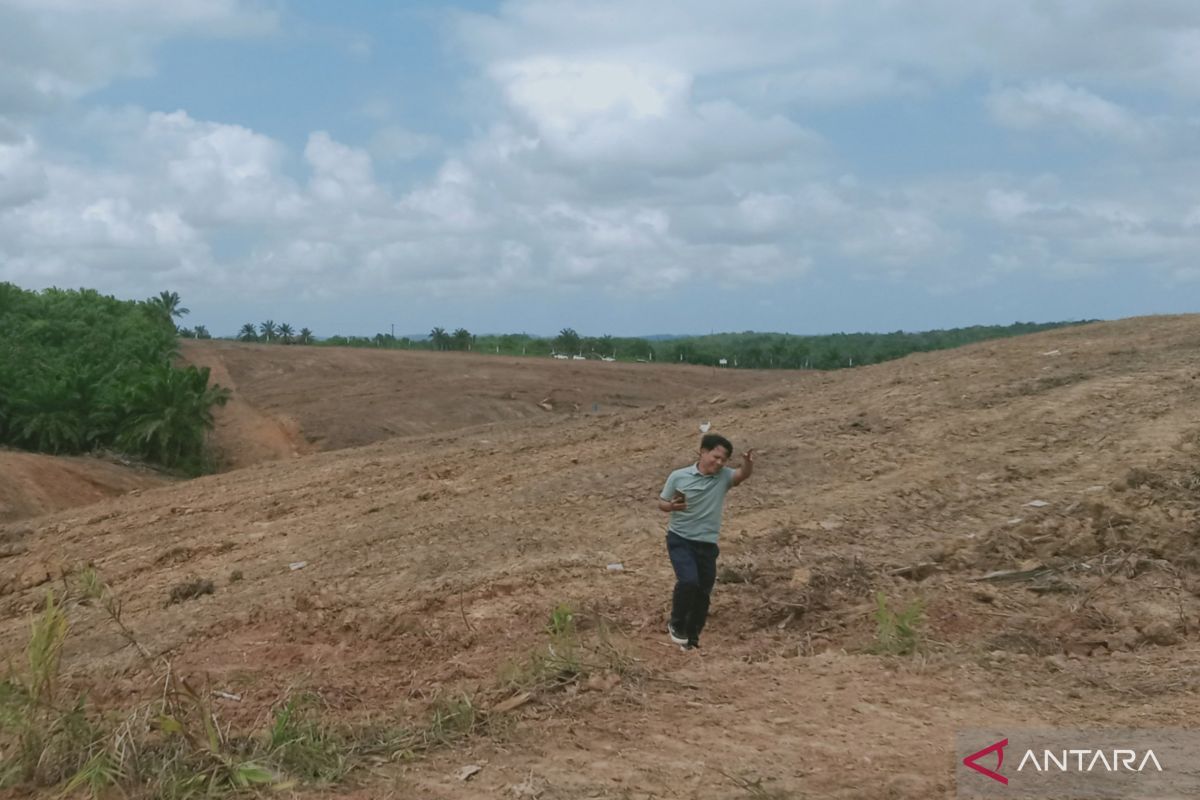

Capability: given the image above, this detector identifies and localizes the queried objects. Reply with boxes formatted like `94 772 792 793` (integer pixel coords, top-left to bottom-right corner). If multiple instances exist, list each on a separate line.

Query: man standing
658 433 755 650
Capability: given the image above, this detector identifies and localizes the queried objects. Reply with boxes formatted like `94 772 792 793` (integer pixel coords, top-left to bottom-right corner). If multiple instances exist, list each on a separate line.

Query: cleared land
2 316 1200 798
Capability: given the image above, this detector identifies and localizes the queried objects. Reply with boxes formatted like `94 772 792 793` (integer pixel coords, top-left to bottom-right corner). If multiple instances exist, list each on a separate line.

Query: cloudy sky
2 1 1198 338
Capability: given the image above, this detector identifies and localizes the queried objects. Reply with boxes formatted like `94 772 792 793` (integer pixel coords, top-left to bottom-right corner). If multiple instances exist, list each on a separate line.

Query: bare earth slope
0 451 169 524
0 342 781 524
182 340 785 469
3 316 1200 798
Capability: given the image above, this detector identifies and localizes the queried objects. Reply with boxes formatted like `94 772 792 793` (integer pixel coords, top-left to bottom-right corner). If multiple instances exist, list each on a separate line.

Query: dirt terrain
181 340 784 470
3 316 1200 798
0 343 782 524
0 451 169 524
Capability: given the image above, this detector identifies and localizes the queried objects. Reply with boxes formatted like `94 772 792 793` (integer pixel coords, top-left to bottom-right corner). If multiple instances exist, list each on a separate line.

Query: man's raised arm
732 449 755 487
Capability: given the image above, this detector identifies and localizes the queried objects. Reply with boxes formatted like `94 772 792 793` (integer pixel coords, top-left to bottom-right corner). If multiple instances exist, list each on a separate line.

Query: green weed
547 603 575 637
871 592 924 655
266 696 349 784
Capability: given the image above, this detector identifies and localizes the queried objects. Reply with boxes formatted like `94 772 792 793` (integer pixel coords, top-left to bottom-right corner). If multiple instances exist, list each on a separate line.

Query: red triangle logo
963 738 1009 785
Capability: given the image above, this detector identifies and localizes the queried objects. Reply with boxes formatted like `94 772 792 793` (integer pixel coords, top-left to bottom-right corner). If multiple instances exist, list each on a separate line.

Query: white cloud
305 132 384 208
488 58 817 172
457 1 1200 102
0 0 275 127
987 82 1151 141
399 159 483 230
494 59 688 134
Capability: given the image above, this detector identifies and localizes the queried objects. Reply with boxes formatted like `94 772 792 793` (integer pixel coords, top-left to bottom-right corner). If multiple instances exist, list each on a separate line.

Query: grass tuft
871 592 923 655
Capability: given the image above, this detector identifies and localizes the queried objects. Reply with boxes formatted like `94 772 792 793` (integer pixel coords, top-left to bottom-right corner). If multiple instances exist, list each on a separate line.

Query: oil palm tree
146 290 189 321
555 327 581 355
238 323 258 342
429 327 449 351
117 363 230 469
13 376 86 453
259 320 277 343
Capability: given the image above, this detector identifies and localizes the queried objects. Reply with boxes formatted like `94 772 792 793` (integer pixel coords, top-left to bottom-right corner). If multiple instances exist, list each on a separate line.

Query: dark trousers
666 530 719 643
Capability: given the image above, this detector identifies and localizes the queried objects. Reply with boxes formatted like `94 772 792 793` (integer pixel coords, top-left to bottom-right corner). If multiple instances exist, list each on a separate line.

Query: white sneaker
667 622 688 645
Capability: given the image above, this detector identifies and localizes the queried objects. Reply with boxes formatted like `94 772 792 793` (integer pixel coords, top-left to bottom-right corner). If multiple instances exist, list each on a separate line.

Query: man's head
697 433 733 475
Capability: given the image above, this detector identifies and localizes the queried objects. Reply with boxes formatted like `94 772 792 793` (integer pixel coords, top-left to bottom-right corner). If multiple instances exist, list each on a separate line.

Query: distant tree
598 334 615 356
146 290 189 322
192 325 211 340
238 323 258 342
452 327 472 351
278 323 295 344
298 327 314 345
430 327 449 351
176 326 194 339
555 327 581 354
259 320 277 343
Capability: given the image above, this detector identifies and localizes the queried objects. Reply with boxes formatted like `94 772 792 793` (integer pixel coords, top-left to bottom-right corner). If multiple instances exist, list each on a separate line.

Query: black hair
700 433 733 457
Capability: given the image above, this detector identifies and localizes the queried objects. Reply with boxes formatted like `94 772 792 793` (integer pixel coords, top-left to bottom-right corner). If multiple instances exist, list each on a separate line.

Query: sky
1 1 1198 338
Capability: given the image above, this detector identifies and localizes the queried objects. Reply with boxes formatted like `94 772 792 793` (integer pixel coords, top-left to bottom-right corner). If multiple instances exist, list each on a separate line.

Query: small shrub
547 603 575 638
872 592 923 655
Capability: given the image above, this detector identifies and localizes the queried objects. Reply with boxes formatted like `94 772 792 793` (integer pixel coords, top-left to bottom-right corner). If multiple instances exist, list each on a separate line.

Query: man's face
697 445 730 475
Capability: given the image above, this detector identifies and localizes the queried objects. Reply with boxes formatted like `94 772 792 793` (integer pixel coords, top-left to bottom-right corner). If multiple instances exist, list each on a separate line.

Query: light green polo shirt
660 464 736 544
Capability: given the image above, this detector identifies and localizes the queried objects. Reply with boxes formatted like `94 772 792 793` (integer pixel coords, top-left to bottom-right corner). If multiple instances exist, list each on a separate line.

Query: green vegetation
871 592 924 655
499 603 640 695
306 319 1088 370
546 602 575 637
0 577 518 797
266 696 351 784
655 321 1089 369
0 282 229 473
234 320 312 344
0 589 94 790
1 583 296 797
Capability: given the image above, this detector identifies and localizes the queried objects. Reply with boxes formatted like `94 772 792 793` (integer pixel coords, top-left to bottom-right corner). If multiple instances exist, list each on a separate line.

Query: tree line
305 321 1089 370
235 321 315 344
652 322 1091 369
106 301 1092 374
0 285 230 473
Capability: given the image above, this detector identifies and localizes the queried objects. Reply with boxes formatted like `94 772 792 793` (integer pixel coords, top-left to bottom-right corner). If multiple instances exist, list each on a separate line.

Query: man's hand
733 448 755 486
658 492 687 512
